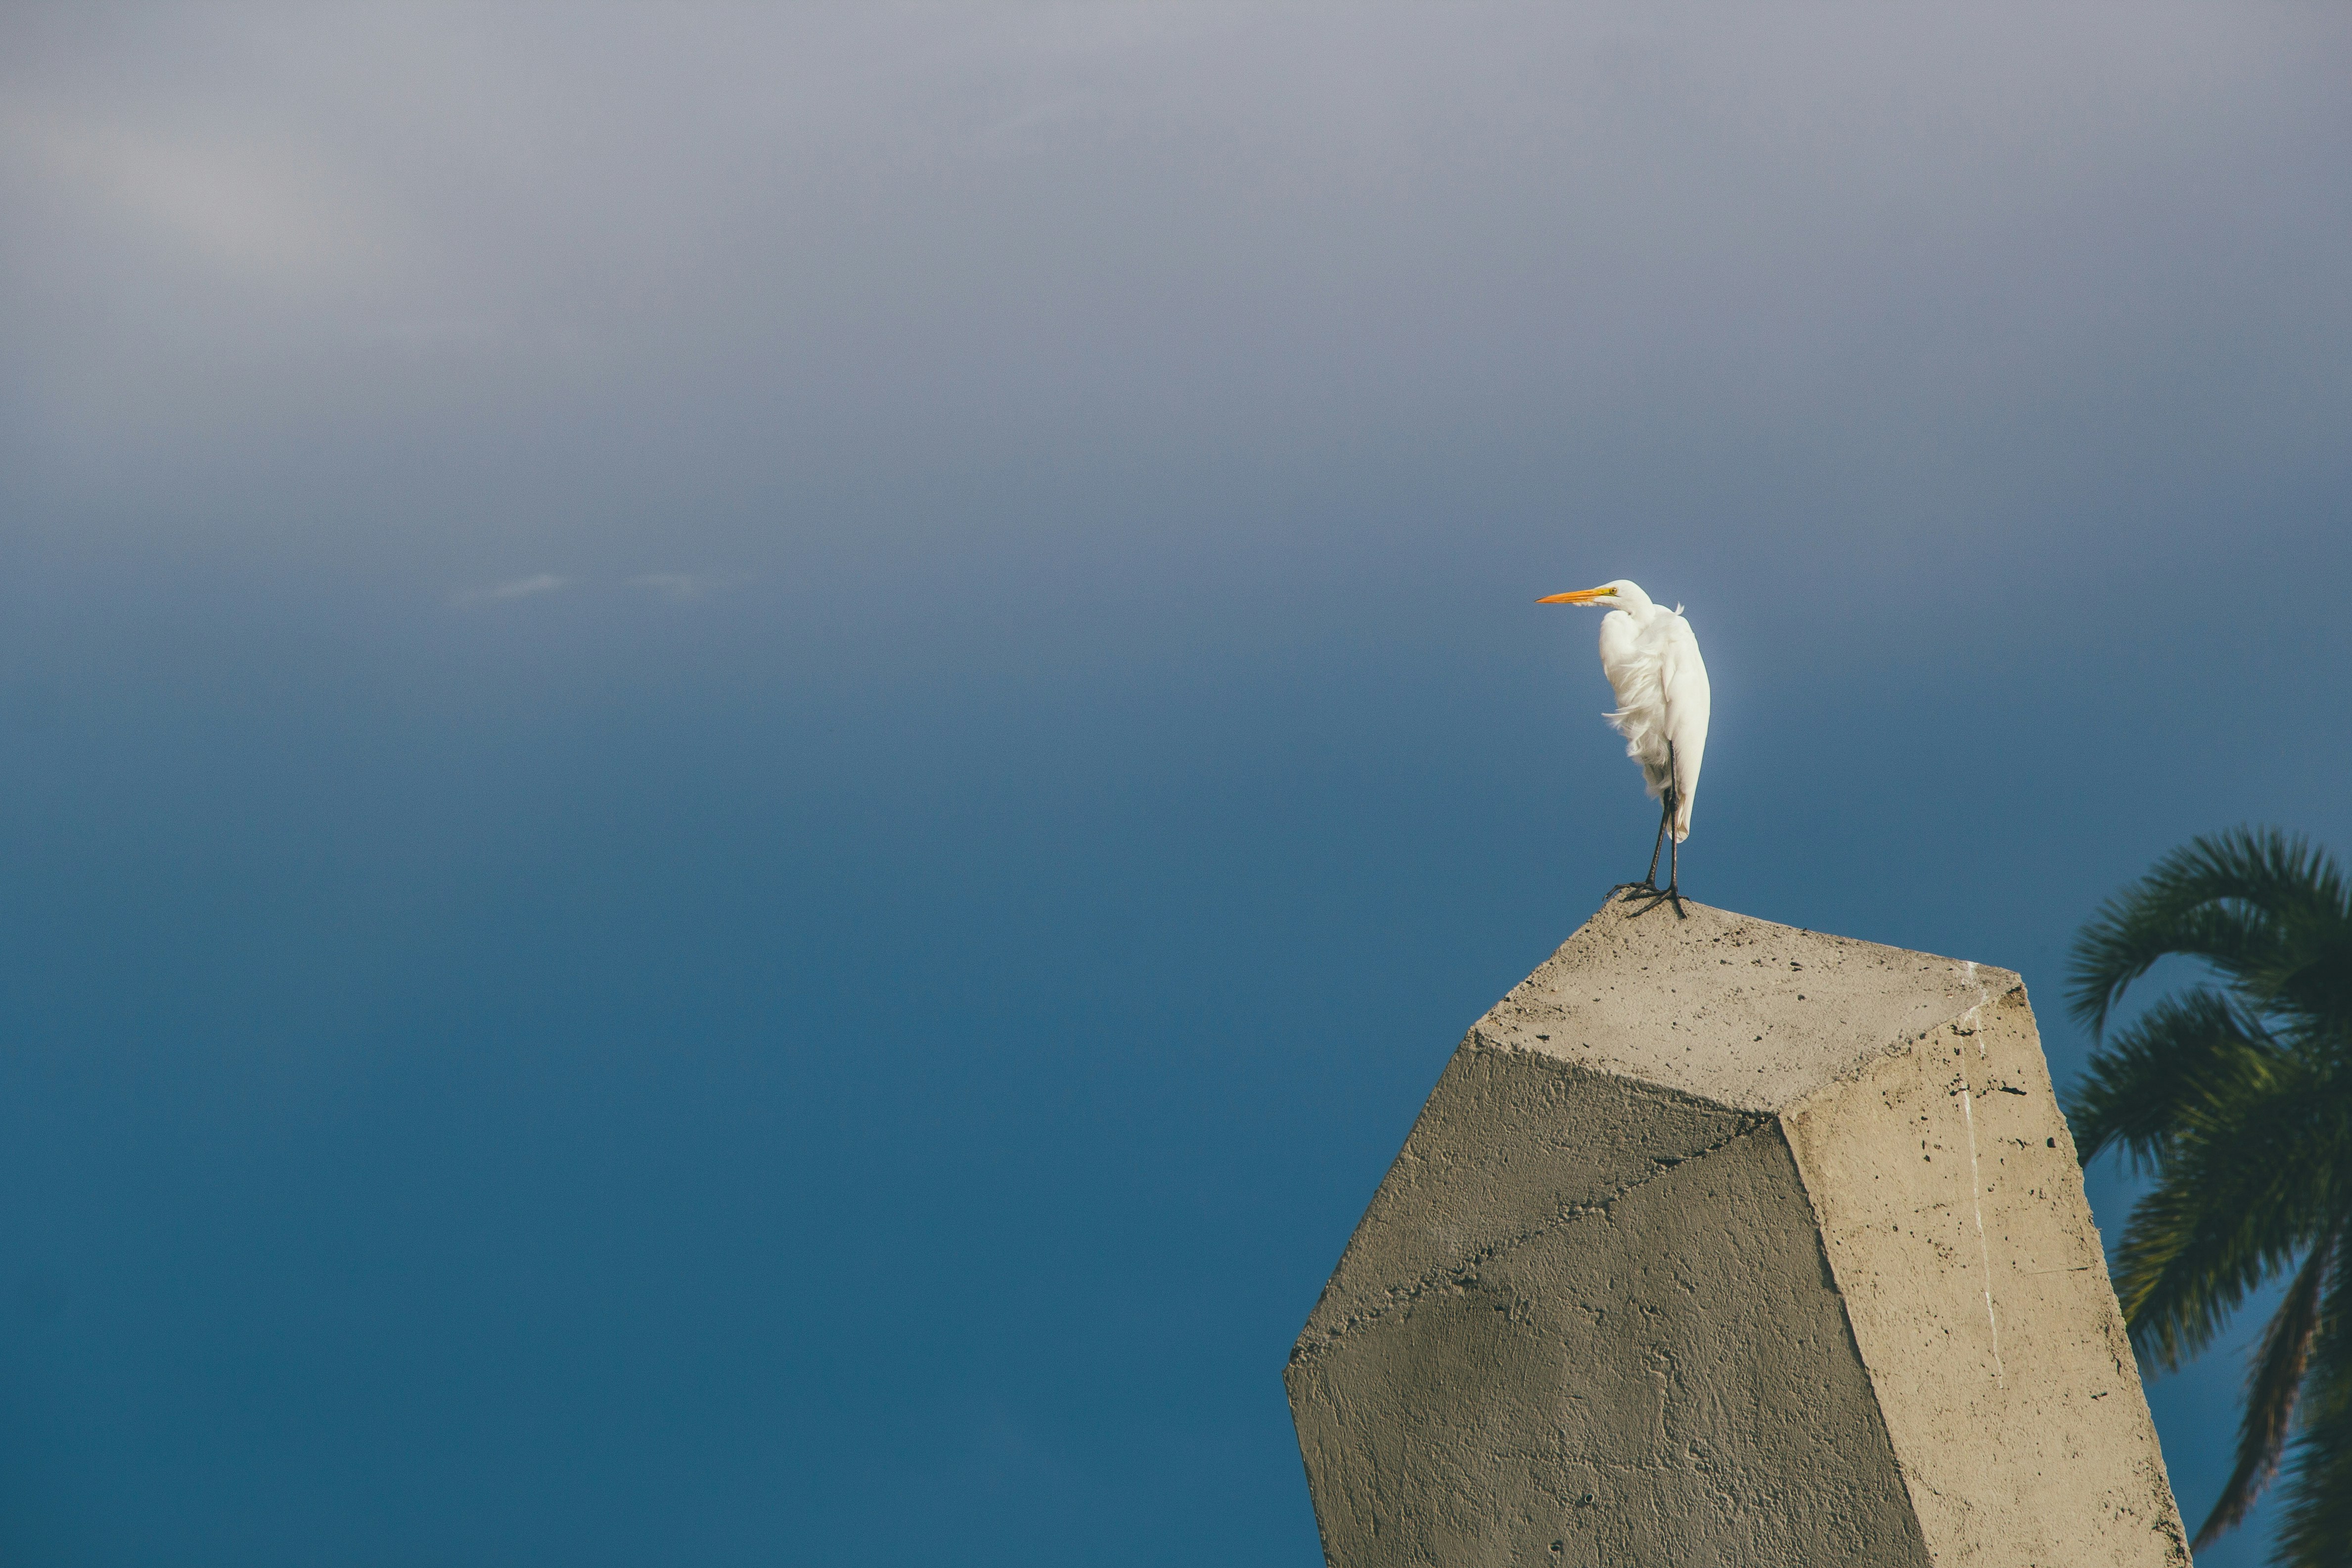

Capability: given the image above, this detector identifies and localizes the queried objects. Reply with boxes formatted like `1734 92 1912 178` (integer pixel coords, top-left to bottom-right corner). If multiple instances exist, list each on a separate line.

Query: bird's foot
1612 879 1659 902
1624 884 1688 920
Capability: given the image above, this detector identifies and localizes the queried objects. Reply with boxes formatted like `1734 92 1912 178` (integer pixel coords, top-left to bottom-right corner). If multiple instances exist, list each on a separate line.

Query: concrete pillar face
1286 901 2188 1568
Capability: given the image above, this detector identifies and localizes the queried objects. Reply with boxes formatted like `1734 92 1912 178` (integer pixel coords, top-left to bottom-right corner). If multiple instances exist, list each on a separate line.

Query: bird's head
1537 579 1649 611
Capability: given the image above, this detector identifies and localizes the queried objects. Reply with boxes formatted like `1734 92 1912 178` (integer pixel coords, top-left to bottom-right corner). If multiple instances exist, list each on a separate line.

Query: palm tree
2067 827 2352 1564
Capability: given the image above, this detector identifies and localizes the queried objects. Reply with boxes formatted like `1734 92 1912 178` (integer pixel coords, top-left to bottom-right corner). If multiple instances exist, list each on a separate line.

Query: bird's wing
1595 610 1646 710
1658 614 1712 838
1596 609 1671 789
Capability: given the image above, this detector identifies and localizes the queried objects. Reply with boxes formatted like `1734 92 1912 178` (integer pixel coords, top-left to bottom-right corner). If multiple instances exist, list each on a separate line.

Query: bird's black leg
1627 742 1688 919
1661 814 1685 919
1616 795 1671 901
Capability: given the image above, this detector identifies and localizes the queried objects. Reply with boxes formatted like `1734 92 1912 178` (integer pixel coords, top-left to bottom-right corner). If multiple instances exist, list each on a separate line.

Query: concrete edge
1285 1098 1774 1372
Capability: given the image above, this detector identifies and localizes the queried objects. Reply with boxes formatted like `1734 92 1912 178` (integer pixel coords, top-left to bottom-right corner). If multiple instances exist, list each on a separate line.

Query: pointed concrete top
1288 898 2186 1567
1476 899 2017 1113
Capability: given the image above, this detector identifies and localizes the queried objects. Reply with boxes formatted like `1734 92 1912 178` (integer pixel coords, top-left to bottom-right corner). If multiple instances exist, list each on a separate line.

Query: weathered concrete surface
1285 899 2187 1568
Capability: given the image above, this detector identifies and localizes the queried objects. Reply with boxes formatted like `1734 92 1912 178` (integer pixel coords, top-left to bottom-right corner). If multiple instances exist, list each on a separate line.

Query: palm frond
2064 987 2278 1168
2106 1069 2344 1370
2065 828 2352 1562
2270 1247 2352 1566
2193 1231 2333 1550
2275 923 2352 1047
2069 828 2348 1035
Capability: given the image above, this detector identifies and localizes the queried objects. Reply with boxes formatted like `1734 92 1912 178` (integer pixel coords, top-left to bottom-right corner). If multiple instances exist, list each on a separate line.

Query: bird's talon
1621 882 1688 919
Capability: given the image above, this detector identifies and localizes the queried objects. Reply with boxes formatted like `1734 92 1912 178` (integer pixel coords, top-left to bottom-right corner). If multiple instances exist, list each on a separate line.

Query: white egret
1538 579 1711 916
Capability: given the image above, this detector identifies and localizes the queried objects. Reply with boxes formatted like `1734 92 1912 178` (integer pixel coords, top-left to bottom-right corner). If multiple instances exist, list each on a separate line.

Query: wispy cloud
628 573 729 602
452 573 568 606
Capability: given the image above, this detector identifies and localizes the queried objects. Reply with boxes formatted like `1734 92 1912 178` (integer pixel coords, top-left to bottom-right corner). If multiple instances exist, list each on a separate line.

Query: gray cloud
2 2 2346 654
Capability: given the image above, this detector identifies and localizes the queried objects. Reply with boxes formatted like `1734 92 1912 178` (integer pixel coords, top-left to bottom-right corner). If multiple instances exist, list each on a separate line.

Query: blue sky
2 4 2349 1562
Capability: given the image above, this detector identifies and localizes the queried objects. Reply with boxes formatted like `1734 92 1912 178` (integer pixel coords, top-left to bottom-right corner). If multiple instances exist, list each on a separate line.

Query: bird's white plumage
1583 580 1710 841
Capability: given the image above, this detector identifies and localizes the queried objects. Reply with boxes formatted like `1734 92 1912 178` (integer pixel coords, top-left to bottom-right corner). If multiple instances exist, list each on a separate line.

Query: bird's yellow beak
1537 586 1614 604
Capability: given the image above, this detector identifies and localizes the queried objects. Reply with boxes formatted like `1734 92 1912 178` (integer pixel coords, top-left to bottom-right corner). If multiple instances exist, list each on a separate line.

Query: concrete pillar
1286 900 2188 1568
